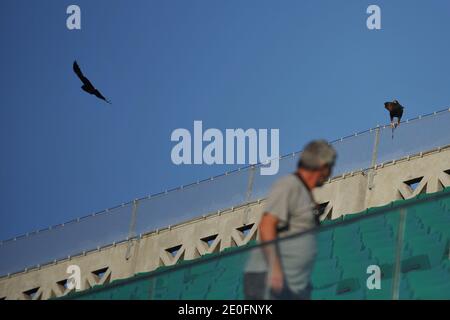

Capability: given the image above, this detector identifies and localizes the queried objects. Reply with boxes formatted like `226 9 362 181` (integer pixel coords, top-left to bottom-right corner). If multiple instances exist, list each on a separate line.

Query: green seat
336 248 370 264
421 216 450 228
334 240 363 254
362 229 394 243
412 283 450 299
316 242 333 260
206 285 238 300
441 259 450 272
365 278 393 300
341 266 370 284
408 241 447 267
362 277 412 300
328 278 366 300
405 232 440 246
407 267 450 299
406 267 449 287
153 284 182 300
360 222 388 233
332 289 365 300
401 255 431 273
363 238 395 256
187 259 219 276
334 223 359 236
340 256 377 280
370 247 396 265
317 229 334 243
439 196 450 210
385 214 400 228
181 276 212 299
217 253 247 269
429 224 450 241
360 214 385 225
185 269 218 285
311 258 341 289
215 272 241 284
311 284 338 300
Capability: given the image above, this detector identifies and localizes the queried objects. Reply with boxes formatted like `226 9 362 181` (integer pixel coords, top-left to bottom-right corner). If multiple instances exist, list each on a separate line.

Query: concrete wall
1 146 449 300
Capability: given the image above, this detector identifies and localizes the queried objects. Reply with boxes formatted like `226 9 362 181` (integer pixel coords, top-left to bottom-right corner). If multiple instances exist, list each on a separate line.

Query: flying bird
73 61 111 104
384 99 404 139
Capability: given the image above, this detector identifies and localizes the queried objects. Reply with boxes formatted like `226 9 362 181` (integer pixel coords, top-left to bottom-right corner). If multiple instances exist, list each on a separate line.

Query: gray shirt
245 174 319 294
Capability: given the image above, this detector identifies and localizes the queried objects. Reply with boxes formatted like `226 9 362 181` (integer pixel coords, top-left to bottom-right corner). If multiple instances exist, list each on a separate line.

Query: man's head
297 140 337 188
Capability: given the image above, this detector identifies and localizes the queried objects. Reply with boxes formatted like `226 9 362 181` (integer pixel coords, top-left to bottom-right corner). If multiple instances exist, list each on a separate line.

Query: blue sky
1 0 450 240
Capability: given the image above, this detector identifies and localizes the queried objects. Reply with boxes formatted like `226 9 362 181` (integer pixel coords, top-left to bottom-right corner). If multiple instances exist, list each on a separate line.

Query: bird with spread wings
73 61 111 104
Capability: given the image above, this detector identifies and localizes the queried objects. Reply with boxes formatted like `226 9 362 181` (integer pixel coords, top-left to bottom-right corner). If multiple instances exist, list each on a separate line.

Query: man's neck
296 169 315 191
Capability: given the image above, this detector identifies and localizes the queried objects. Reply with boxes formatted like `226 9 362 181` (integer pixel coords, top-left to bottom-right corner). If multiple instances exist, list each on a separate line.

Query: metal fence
1 108 450 277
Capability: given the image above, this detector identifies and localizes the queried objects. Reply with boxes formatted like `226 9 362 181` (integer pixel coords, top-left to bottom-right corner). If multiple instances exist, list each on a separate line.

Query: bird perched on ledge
384 99 404 139
384 99 404 128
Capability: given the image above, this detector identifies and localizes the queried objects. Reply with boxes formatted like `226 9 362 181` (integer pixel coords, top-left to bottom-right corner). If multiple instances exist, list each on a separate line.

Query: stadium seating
63 187 450 300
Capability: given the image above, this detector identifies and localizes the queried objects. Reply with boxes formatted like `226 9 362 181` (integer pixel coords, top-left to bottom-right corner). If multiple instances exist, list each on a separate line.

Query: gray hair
298 140 337 170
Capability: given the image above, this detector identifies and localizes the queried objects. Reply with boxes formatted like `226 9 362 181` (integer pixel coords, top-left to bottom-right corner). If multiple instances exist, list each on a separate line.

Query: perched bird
384 99 404 139
384 99 404 128
73 61 111 104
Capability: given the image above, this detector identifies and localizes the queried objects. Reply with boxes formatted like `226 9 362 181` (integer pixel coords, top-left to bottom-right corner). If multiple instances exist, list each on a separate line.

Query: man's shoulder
272 174 302 191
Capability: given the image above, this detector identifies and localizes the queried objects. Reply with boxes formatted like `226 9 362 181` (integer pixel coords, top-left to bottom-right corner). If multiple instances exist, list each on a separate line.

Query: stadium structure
1 109 450 300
